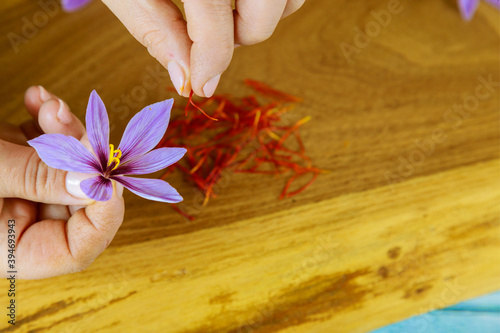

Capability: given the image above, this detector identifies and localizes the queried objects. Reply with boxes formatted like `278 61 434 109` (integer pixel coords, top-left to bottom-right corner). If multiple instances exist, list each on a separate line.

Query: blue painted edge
370 290 500 333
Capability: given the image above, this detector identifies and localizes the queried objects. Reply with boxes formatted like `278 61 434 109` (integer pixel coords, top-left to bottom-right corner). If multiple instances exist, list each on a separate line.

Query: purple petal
86 90 110 170
114 147 186 175
458 0 480 20
484 0 500 9
111 176 182 203
81 176 113 201
61 0 92 12
118 99 174 162
28 134 101 173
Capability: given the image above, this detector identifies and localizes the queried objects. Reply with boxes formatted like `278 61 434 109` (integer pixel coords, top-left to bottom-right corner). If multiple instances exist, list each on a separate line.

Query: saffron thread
161 80 325 219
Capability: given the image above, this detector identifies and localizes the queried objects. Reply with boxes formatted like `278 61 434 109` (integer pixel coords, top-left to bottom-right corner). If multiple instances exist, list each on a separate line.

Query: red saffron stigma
185 90 219 121
161 80 324 219
172 204 195 221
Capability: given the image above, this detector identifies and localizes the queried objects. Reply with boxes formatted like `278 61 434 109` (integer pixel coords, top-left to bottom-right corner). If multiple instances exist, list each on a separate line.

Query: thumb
15 182 124 279
0 139 93 205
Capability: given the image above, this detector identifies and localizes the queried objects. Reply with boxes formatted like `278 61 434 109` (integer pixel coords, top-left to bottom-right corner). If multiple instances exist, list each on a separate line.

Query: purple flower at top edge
458 0 500 20
28 90 186 203
61 0 92 12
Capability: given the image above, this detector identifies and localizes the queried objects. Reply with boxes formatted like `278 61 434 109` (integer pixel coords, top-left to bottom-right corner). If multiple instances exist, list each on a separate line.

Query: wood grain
0 0 499 332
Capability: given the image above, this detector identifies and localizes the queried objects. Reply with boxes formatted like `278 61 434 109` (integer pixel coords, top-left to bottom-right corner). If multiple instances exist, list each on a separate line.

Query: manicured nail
167 61 185 95
56 99 72 125
181 88 191 98
38 86 51 102
66 172 93 199
203 74 221 98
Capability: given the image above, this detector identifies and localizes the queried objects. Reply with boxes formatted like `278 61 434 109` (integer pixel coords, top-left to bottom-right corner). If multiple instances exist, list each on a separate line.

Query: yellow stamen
108 144 115 165
108 144 122 171
110 157 121 171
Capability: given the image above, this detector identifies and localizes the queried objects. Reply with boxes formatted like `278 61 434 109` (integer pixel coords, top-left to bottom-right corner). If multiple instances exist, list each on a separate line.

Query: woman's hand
0 86 124 279
101 0 306 98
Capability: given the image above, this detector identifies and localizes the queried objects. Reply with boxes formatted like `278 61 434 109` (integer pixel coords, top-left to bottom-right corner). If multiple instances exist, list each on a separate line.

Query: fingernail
38 86 51 102
181 88 191 98
203 74 221 98
167 61 185 96
66 172 92 199
56 99 72 125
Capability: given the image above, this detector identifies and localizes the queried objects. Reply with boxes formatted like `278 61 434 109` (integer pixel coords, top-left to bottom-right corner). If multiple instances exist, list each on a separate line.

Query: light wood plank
2 159 498 332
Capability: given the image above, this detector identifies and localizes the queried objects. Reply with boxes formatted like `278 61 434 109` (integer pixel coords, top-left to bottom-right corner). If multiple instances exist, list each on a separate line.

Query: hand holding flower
0 87 124 279
1 87 184 279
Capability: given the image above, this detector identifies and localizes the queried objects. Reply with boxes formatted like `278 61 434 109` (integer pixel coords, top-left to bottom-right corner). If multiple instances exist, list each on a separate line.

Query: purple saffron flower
61 0 92 12
28 91 186 203
458 0 500 20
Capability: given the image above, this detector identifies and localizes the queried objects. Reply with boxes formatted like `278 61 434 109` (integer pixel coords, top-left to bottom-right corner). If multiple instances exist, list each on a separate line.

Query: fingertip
56 99 73 125
24 86 43 116
38 85 52 102
25 85 64 129
37 99 60 128
167 61 187 96
183 0 233 97
181 80 192 98
190 45 232 96
65 187 124 270
84 185 125 232
202 74 221 98
66 171 96 202
281 0 306 19
38 99 86 138
103 0 192 96
115 181 124 198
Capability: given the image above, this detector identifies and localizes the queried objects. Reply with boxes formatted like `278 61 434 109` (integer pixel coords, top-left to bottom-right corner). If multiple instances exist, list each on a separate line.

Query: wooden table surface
0 0 499 332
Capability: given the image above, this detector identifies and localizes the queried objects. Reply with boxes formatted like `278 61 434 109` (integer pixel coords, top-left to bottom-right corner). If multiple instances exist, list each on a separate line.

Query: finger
183 0 234 97
102 0 192 97
22 85 66 141
281 0 306 19
0 198 37 238
24 85 56 118
66 182 124 271
15 183 124 279
37 99 86 139
25 86 86 139
11 94 85 146
0 139 93 206
234 0 287 46
38 204 71 221
0 123 28 145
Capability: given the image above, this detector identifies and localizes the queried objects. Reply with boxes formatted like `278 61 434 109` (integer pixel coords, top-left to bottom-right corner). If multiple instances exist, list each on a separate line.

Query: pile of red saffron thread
158 80 324 220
